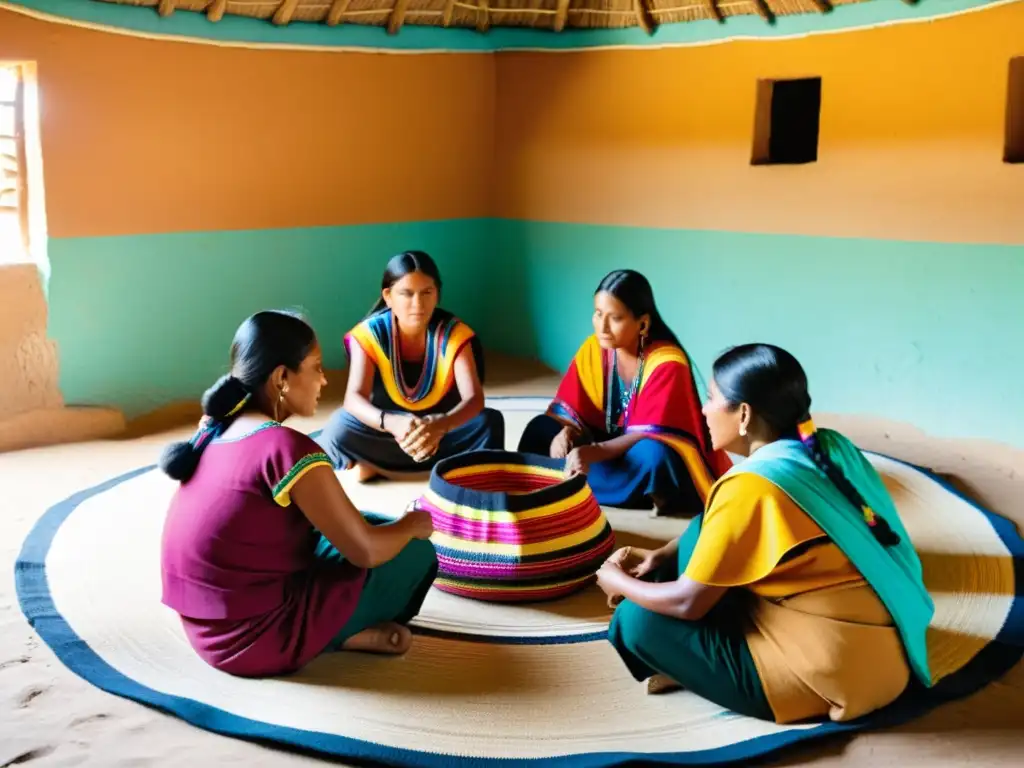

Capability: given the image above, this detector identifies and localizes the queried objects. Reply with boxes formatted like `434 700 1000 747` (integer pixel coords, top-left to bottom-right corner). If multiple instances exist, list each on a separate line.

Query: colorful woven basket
414 450 616 603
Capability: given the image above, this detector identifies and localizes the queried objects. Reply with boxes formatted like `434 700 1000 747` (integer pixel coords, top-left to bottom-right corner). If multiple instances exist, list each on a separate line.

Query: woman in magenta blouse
159 310 437 677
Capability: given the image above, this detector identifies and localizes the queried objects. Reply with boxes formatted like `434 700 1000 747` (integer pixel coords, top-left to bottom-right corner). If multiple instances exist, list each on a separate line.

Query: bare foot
649 494 669 519
649 494 688 519
645 673 683 695
353 463 380 483
340 623 412 655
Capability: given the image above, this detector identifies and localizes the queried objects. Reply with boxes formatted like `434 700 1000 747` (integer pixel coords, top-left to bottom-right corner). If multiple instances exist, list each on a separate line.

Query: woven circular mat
16 396 1024 766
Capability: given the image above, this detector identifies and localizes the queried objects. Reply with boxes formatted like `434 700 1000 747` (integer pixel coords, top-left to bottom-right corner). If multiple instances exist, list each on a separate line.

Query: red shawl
548 335 732 502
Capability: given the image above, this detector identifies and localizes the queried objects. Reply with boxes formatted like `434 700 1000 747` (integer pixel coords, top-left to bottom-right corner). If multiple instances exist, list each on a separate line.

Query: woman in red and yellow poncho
517 270 732 516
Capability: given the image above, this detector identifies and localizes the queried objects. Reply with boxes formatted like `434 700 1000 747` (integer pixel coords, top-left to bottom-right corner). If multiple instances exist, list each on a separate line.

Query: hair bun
158 440 201 482
201 375 251 421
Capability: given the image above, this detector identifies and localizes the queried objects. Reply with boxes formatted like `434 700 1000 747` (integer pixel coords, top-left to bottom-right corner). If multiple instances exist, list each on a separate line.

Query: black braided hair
158 310 317 483
796 418 900 546
712 343 900 547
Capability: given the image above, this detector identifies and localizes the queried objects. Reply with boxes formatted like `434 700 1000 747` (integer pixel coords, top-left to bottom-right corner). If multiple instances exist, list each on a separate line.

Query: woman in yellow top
596 344 934 723
317 251 505 480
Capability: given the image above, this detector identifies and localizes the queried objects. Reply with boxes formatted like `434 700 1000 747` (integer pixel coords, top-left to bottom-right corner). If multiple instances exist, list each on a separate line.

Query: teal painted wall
47 219 496 418
493 219 1024 449
43 217 1024 449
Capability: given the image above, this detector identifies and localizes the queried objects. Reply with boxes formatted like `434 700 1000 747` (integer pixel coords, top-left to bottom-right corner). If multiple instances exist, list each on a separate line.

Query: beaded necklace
605 349 645 434
389 313 431 402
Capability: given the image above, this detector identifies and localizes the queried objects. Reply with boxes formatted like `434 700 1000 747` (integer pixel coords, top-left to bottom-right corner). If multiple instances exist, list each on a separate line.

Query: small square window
751 77 822 166
0 64 29 265
1004 57 1024 164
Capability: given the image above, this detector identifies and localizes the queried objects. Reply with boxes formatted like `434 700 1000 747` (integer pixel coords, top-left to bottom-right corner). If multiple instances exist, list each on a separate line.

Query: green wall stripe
494 219 1024 449
46 217 1024 450
4 0 1014 52
46 219 496 418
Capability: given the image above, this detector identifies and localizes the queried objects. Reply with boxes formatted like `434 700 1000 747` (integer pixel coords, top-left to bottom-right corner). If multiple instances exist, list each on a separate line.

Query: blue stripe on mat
14 403 1024 767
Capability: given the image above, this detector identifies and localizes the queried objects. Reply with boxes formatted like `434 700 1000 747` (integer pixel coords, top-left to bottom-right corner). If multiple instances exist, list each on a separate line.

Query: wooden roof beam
633 0 656 35
751 0 775 24
442 0 456 26
327 0 352 26
706 0 723 22
808 0 832 12
158 0 176 17
388 0 411 34
206 0 226 22
272 0 299 25
477 0 491 33
553 0 571 32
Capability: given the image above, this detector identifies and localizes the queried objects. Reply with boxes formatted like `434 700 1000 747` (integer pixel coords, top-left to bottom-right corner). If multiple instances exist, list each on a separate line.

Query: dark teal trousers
313 513 438 649
607 516 774 720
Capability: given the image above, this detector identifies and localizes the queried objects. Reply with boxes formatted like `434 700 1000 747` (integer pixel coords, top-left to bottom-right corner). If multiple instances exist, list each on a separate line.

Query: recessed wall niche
751 77 822 166
1005 57 1024 164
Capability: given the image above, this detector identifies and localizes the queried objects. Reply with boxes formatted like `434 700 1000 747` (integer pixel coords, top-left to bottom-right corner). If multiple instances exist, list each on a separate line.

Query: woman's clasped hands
387 413 447 463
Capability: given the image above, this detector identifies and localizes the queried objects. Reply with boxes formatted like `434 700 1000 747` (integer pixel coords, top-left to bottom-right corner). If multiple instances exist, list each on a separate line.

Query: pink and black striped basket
413 450 616 603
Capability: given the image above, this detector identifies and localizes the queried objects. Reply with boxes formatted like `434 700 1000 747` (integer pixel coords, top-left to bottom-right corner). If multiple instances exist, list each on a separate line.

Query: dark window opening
1004 57 1024 164
751 77 822 166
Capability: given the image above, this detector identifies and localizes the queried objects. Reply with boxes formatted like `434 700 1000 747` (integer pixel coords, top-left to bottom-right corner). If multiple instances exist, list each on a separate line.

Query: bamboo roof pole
751 0 775 24
272 0 299 25
388 0 412 33
553 0 571 32
706 0 723 22
477 0 491 32
442 0 457 25
327 0 353 25
633 0 656 35
158 0 175 17
206 0 226 22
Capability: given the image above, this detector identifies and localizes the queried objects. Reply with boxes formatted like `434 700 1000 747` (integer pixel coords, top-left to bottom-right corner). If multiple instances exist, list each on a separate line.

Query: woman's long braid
797 417 901 547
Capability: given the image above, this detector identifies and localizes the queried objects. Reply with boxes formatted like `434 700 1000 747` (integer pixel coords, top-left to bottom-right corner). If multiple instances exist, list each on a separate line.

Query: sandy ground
1 361 1022 767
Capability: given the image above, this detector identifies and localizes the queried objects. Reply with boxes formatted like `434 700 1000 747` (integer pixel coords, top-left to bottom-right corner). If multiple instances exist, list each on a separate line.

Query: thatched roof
97 0 881 34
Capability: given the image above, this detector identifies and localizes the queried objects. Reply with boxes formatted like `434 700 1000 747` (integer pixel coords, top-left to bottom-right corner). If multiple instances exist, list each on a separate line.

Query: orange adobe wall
494 0 1024 245
0 8 496 240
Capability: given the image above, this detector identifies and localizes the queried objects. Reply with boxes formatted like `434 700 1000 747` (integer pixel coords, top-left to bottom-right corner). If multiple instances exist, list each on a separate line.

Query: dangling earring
274 387 285 422
638 325 648 355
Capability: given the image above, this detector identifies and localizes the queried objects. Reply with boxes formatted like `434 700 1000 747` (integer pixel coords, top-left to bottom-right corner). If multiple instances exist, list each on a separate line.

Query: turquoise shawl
730 429 934 687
